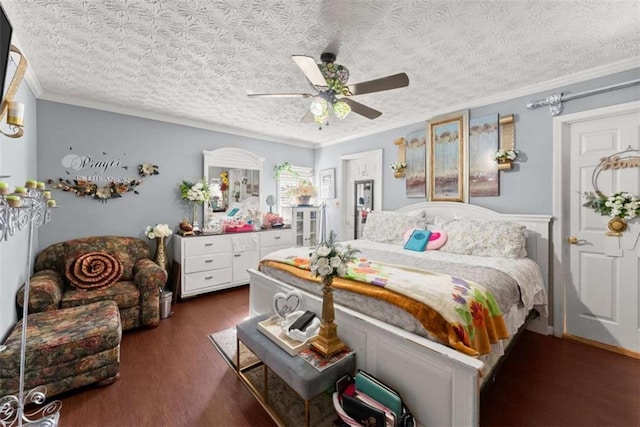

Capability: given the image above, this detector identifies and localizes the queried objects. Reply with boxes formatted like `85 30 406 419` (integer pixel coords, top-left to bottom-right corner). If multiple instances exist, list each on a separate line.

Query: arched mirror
354 179 374 239
203 148 264 221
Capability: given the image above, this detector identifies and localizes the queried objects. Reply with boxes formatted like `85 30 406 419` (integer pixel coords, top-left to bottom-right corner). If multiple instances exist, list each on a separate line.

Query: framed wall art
469 114 499 197
428 111 468 202
319 168 335 199
405 129 427 198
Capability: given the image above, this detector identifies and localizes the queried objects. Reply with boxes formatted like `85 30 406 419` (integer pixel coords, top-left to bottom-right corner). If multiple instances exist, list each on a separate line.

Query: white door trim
552 100 640 337
339 149 383 239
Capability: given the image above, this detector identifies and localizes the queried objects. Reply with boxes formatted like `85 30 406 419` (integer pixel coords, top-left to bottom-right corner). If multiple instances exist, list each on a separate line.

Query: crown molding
37 92 315 149
32 56 639 150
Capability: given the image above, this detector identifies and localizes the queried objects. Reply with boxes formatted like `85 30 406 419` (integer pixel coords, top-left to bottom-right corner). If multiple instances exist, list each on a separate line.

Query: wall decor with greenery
48 163 159 203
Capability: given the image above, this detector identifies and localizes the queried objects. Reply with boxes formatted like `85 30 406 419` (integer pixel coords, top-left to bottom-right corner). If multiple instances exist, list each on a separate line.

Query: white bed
248 202 551 426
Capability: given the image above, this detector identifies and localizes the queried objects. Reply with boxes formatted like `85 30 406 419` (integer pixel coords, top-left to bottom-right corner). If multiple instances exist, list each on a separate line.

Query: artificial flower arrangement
389 161 407 171
219 171 229 192
145 223 172 239
584 191 640 220
492 149 518 162
309 231 359 280
179 177 211 203
273 161 297 179
138 163 159 177
285 179 317 199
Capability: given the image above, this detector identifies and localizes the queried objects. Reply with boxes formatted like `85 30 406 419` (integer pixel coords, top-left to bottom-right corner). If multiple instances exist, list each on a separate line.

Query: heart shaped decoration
272 290 302 319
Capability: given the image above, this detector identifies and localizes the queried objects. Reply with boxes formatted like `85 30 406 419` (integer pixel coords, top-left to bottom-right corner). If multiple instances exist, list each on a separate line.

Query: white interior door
567 107 640 353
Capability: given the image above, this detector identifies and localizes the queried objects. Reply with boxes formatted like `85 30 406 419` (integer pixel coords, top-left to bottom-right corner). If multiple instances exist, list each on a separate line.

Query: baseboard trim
562 334 640 360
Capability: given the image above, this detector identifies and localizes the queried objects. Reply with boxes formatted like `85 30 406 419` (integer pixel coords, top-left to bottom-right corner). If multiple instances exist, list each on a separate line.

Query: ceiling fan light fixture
333 100 351 119
319 62 349 92
313 110 329 126
309 96 328 116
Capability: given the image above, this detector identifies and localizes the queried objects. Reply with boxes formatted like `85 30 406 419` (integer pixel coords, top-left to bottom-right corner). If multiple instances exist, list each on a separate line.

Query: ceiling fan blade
292 55 328 88
346 73 409 96
341 98 382 119
300 110 315 123
248 92 314 98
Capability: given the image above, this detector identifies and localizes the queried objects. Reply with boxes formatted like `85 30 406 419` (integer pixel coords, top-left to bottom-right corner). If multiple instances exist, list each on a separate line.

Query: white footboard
249 268 484 427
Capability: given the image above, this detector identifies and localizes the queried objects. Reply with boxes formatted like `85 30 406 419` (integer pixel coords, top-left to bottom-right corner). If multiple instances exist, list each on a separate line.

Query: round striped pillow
65 251 123 290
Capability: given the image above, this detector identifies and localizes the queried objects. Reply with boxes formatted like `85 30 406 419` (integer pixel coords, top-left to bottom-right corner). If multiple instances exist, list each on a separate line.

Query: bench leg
263 364 268 403
236 337 240 373
304 399 310 427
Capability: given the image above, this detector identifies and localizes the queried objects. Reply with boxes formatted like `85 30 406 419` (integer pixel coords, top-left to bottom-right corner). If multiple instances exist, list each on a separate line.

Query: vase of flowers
179 178 211 231
309 231 358 359
146 223 173 272
389 162 407 176
492 149 518 170
286 179 316 206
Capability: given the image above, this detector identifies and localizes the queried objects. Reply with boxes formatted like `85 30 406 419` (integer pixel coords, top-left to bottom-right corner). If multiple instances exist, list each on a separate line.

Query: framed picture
469 114 499 197
319 168 335 199
405 128 427 198
428 111 468 202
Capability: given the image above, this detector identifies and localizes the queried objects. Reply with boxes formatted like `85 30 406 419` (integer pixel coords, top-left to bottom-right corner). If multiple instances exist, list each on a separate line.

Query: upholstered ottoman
0 300 122 398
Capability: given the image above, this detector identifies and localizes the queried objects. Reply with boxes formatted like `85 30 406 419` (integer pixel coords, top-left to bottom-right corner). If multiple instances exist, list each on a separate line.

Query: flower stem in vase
153 235 170 273
192 203 200 232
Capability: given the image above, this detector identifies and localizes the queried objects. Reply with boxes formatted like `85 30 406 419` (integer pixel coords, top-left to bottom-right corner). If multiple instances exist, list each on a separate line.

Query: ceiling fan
248 52 409 129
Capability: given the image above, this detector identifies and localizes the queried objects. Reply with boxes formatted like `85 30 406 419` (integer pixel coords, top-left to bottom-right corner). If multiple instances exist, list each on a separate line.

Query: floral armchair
18 236 166 330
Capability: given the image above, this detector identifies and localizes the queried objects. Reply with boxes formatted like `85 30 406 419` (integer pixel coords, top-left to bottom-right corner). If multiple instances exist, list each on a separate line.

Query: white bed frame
248 202 551 426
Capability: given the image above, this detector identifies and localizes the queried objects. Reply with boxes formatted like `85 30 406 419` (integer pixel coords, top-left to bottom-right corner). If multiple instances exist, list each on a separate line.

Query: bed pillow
65 251 123 290
403 228 448 250
440 219 527 258
403 229 431 252
426 230 448 250
362 211 426 244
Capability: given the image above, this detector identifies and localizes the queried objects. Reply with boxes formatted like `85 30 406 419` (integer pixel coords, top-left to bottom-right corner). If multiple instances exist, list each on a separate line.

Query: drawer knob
234 254 241 257
204 276 213 280
204 259 213 263
274 236 281 240
204 243 213 247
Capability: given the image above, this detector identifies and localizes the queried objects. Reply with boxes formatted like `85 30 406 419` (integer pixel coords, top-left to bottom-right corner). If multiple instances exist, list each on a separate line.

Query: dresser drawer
183 268 232 294
184 253 231 274
184 235 232 256
261 230 294 249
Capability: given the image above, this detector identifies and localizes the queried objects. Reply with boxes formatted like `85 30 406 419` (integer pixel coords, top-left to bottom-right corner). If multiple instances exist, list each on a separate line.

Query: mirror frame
203 147 265 212
354 179 374 239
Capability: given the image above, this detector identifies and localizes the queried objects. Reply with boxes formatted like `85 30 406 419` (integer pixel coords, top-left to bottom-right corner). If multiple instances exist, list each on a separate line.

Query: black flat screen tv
0 4 13 105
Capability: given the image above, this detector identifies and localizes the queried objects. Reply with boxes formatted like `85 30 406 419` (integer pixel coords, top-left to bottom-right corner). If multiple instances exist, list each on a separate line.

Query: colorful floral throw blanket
260 248 509 356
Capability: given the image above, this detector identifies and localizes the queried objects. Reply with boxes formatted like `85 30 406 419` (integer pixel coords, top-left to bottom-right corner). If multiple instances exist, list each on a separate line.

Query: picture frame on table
319 168 335 199
428 111 469 202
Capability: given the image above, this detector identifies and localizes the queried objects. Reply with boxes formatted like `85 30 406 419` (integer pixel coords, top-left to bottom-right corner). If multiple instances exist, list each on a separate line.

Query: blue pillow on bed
403 229 431 252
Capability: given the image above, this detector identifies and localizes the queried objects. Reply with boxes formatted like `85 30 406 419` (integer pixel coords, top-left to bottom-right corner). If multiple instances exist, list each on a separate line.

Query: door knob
567 236 578 244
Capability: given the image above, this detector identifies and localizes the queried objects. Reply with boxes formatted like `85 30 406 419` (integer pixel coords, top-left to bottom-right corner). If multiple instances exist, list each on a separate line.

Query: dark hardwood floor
55 286 639 427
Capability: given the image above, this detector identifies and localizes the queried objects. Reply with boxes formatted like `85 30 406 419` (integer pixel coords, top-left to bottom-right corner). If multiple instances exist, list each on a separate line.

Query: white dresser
173 228 294 298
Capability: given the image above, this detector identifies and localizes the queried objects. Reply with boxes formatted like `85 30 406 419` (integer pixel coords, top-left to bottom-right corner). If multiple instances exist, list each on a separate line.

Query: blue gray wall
36 101 314 251
316 68 640 238
0 61 38 339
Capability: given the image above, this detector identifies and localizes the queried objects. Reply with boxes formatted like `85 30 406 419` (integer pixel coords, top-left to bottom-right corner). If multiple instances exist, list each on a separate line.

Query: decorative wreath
584 147 640 220
48 163 159 203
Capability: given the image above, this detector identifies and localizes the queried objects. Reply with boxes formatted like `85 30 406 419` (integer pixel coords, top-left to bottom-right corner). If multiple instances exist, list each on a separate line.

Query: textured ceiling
2 0 639 147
